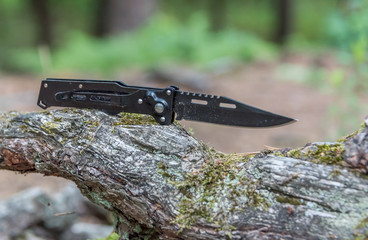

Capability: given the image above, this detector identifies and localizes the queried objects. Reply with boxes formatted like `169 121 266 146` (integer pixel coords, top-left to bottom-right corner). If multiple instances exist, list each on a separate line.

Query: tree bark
0 109 367 239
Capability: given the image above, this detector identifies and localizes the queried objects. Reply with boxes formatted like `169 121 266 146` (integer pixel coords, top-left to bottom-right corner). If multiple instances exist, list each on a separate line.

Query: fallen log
0 109 367 240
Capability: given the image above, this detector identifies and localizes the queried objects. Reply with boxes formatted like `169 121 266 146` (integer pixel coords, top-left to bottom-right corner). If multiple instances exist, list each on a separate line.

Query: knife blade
37 78 296 127
174 92 295 127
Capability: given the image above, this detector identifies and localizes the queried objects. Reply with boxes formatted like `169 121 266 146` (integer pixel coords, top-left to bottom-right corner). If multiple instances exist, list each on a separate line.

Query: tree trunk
275 0 292 45
30 0 52 47
95 0 158 37
0 109 367 239
208 0 227 32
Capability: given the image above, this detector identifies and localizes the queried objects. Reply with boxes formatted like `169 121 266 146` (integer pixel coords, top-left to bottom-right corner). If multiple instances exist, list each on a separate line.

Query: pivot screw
154 103 164 114
160 117 166 123
138 99 143 104
44 83 48 88
166 90 172 96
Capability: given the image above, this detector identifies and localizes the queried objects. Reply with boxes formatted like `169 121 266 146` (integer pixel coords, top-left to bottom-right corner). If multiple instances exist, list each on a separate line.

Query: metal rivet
160 117 166 123
44 83 48 88
154 103 164 114
138 99 143 104
166 90 171 96
79 84 83 89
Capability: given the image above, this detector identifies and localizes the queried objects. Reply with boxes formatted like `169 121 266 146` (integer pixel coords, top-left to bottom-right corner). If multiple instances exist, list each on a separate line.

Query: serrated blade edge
174 91 296 127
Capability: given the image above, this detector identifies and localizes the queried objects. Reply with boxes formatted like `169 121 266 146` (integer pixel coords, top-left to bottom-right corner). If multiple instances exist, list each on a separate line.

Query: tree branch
0 109 367 239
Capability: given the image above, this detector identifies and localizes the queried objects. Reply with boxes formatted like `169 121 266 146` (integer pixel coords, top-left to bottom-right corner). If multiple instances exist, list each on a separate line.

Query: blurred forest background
1 0 367 74
1 1 368 239
0 0 368 150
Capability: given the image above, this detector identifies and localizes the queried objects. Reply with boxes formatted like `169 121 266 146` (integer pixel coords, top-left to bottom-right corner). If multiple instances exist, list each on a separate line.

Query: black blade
174 91 296 127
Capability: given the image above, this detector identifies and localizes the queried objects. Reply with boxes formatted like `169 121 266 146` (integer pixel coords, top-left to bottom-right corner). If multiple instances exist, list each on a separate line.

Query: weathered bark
0 109 367 239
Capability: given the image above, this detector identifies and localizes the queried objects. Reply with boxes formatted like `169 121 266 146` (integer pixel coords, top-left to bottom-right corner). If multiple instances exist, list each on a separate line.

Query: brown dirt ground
0 57 366 199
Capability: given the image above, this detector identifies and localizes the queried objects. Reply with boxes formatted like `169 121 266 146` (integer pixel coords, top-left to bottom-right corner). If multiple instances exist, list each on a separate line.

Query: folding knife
37 78 296 127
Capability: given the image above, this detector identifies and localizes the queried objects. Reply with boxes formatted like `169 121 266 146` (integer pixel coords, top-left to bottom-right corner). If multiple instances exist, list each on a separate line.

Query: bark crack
268 186 341 213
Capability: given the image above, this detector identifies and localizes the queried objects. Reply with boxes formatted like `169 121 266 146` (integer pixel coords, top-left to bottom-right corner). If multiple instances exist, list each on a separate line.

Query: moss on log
0 109 367 239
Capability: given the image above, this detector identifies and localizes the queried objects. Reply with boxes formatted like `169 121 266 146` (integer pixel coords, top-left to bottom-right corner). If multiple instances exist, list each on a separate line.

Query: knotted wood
0 109 367 240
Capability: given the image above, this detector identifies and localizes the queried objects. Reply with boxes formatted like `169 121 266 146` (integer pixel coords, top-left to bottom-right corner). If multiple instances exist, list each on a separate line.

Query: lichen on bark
158 149 267 235
1 109 368 239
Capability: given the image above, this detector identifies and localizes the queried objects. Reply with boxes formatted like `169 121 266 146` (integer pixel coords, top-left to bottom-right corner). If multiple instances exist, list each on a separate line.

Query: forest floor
1 53 367 199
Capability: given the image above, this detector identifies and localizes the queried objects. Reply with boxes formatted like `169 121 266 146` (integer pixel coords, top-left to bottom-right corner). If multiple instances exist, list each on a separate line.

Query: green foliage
326 0 368 51
0 0 97 72
292 0 339 43
324 0 368 137
326 0 368 68
163 0 339 42
0 0 348 74
6 14 276 75
5 48 43 73
50 14 276 75
227 0 276 40
278 0 368 138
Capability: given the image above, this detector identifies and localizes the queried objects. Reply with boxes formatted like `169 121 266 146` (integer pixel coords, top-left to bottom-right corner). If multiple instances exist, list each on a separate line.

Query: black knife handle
37 78 177 125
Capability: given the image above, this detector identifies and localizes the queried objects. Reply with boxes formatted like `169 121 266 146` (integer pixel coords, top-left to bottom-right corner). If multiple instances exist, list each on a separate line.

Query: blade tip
283 117 298 126
291 118 299 123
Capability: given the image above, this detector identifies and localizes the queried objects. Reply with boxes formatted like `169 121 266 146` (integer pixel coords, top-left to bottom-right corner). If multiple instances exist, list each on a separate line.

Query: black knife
37 78 296 127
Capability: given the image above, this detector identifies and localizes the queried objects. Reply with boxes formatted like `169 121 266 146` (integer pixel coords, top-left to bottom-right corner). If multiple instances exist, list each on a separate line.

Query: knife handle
37 78 177 125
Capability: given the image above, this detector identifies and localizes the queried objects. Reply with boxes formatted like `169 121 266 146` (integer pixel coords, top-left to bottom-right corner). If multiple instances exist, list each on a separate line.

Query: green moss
356 216 368 229
338 121 366 143
157 148 268 235
354 216 368 240
157 161 176 180
276 195 304 205
328 169 342 179
53 116 63 122
307 143 345 165
16 116 61 136
113 112 157 126
60 108 81 115
18 123 38 134
187 127 195 135
338 131 359 143
271 151 285 157
40 122 60 134
286 148 303 159
276 143 345 166
83 119 100 127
